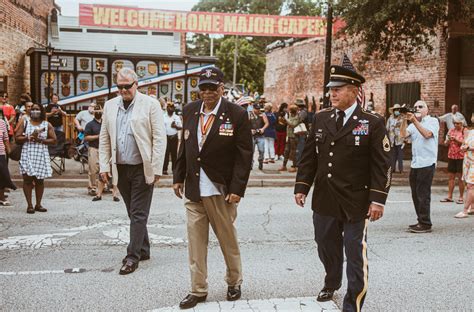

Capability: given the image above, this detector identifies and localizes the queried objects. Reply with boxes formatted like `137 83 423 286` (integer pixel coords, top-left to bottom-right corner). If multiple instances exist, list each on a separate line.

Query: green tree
216 37 266 92
334 0 474 62
286 0 322 16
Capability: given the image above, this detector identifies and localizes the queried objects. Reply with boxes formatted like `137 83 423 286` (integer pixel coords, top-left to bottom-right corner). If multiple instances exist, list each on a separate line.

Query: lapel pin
331 114 335 118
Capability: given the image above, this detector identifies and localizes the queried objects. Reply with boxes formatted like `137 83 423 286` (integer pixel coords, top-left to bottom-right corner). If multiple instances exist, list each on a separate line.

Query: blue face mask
394 111 400 117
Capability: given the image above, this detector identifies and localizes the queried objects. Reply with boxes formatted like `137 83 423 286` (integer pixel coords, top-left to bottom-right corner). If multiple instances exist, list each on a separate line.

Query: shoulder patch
316 107 334 114
361 109 383 119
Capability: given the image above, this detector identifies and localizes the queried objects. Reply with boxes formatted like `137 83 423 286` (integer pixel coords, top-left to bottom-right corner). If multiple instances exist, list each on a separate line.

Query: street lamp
46 43 55 105
183 55 190 104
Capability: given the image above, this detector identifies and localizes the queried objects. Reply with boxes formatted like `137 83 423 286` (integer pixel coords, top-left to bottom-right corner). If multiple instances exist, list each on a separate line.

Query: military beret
326 65 365 88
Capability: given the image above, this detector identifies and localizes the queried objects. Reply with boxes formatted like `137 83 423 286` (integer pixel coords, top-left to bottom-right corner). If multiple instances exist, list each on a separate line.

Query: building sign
79 4 343 38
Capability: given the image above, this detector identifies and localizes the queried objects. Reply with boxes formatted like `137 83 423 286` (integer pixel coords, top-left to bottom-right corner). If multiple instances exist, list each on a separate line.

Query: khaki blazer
99 91 167 185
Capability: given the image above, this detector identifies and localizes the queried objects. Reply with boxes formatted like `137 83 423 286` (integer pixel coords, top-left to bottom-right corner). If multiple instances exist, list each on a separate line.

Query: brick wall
264 32 448 117
0 0 55 105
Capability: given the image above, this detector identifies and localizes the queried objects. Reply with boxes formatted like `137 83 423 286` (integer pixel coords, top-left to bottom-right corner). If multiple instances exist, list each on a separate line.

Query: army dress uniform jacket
294 105 392 221
173 98 253 203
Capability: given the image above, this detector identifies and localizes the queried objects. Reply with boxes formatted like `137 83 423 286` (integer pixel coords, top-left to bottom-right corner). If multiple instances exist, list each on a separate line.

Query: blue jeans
392 144 404 172
253 136 265 165
409 164 435 226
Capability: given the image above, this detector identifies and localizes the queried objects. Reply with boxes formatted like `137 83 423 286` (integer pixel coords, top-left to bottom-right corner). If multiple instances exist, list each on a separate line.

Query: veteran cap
326 54 365 88
198 66 224 86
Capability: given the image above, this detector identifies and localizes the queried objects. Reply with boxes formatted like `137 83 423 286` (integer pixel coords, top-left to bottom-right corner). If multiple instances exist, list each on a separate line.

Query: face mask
394 111 400 116
94 112 102 119
31 111 41 119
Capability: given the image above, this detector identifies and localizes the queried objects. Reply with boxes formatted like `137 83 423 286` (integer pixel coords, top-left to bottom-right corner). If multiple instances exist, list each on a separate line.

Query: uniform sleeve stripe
295 181 311 187
370 189 388 195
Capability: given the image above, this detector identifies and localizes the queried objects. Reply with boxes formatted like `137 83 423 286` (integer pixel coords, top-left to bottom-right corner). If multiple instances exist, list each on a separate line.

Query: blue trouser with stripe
313 212 369 312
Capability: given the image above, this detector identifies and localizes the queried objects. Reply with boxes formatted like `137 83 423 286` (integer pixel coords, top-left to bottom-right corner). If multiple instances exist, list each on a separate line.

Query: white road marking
0 270 65 276
102 226 185 245
150 297 340 312
0 220 181 250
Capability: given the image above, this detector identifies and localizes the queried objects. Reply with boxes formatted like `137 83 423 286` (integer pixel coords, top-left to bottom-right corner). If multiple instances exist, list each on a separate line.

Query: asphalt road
0 186 472 311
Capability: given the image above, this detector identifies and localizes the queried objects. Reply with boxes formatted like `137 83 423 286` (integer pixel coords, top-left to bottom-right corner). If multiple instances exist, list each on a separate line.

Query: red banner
79 4 344 38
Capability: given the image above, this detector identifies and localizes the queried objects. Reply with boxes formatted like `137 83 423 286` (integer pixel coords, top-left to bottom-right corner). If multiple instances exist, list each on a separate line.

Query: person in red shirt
441 116 465 204
0 94 16 138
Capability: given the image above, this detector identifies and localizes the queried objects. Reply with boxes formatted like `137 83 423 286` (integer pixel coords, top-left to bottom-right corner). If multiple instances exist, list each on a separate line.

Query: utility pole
323 2 333 108
232 35 238 87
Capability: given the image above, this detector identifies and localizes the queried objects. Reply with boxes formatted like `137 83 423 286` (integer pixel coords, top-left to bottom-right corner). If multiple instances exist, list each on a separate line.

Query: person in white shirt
401 100 440 233
162 102 182 175
439 104 467 130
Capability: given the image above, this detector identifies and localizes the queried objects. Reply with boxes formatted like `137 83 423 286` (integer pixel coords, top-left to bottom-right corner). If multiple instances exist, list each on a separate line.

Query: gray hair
414 100 428 110
117 68 138 82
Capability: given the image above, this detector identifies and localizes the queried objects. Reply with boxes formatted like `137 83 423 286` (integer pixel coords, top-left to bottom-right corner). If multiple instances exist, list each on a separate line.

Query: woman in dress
0 116 16 206
455 114 474 218
15 103 57 214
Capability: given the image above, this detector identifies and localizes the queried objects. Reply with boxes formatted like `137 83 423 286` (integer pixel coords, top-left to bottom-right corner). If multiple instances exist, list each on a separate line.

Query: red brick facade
264 30 467 118
0 0 55 104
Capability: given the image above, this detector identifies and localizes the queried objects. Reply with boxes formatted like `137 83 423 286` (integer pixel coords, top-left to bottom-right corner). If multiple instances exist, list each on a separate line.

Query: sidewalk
8 156 449 188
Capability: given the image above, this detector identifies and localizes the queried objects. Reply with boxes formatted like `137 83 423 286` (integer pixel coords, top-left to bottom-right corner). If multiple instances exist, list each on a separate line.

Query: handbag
294 123 307 135
8 119 28 161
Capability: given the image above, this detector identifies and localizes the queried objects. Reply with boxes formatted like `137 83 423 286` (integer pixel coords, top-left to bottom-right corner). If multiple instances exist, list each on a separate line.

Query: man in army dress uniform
294 62 392 311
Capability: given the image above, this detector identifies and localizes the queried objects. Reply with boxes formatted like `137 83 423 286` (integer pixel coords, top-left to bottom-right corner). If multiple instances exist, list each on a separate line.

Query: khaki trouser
185 195 242 296
88 147 99 190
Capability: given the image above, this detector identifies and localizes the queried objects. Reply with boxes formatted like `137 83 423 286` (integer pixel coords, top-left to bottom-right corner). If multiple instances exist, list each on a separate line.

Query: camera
399 105 416 114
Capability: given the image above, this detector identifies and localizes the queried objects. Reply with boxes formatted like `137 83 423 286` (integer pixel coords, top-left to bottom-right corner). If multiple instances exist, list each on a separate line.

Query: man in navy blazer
173 66 253 309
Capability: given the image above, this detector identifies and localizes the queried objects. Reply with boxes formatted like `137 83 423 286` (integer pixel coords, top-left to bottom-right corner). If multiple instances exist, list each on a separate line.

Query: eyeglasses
117 82 136 90
199 84 219 92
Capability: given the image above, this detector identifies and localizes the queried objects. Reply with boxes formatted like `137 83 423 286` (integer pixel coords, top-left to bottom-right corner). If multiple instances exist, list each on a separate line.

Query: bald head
451 105 458 114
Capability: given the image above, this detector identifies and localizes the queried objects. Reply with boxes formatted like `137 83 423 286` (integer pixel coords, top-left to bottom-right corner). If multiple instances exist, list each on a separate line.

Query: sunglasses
414 105 425 109
199 84 219 92
117 82 135 90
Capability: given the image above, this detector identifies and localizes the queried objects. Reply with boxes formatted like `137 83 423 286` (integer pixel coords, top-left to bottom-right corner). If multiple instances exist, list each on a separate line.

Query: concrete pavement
0 186 472 311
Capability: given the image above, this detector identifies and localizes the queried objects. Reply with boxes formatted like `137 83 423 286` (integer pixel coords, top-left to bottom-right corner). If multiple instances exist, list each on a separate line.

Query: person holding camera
400 100 440 233
386 104 407 173
162 101 182 175
15 103 57 214
46 94 67 132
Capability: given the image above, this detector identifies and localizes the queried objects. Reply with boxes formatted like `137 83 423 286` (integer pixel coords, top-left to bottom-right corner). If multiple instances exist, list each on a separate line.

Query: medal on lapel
199 114 215 149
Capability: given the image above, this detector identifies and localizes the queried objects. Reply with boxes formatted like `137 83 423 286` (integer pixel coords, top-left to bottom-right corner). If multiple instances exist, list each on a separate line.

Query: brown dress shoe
34 205 47 212
227 285 241 301
179 294 207 309
119 260 138 275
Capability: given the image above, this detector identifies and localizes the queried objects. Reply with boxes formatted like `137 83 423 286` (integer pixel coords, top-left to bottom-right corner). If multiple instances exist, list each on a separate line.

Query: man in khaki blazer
99 68 166 275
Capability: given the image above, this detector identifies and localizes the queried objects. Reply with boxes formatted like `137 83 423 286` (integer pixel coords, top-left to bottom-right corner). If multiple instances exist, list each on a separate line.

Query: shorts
447 158 463 174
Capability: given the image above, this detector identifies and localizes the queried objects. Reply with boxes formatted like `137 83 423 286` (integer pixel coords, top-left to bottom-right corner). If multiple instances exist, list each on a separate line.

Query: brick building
0 0 57 105
264 22 474 120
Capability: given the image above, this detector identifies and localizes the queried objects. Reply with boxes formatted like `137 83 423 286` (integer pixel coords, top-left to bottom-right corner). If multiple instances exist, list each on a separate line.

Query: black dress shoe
317 288 336 302
119 260 138 275
227 285 241 301
179 294 207 309
409 224 432 233
122 255 150 265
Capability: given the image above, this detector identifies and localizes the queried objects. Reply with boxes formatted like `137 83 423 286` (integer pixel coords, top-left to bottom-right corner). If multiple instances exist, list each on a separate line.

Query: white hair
117 68 138 82
414 100 428 110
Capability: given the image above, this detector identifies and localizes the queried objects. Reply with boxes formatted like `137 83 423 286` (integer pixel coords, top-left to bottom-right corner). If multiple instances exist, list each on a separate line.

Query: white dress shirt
198 98 222 197
407 116 439 169
335 102 358 125
163 112 182 136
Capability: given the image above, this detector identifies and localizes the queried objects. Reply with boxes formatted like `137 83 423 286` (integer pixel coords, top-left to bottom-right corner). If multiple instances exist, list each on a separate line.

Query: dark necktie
336 111 345 131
